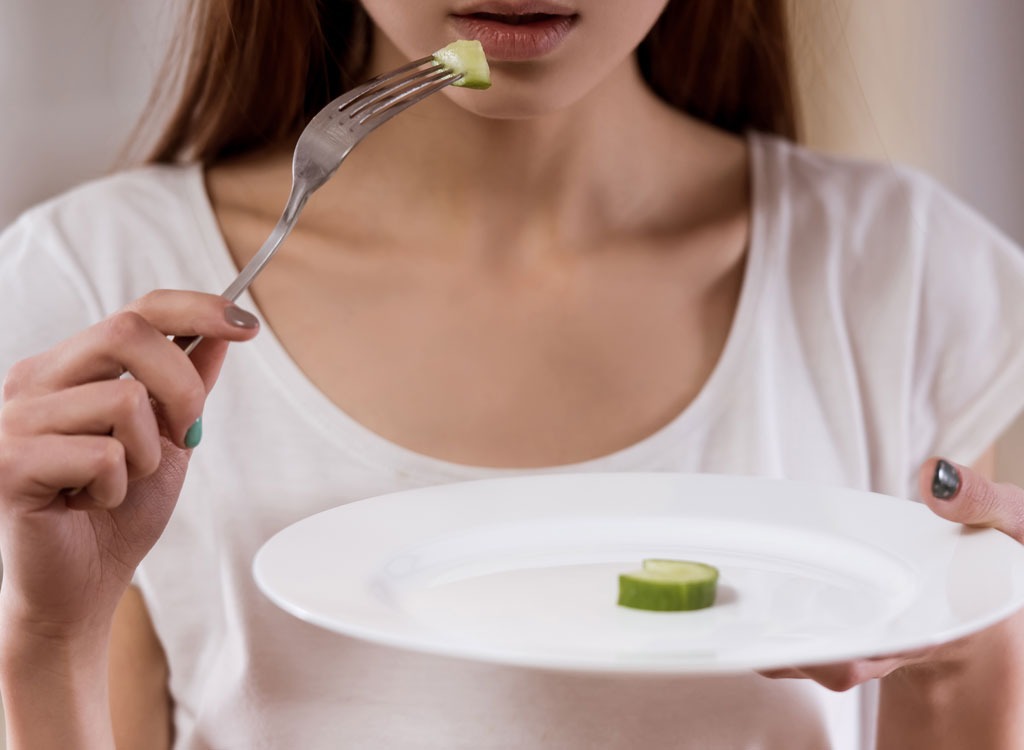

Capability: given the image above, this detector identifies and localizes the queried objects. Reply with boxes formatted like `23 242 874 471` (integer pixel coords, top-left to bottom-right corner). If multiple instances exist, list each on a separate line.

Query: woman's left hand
918 456 1024 544
763 456 1024 691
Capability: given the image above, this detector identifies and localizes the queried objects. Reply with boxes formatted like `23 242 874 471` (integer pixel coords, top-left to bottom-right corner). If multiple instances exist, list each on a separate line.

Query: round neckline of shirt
181 131 775 482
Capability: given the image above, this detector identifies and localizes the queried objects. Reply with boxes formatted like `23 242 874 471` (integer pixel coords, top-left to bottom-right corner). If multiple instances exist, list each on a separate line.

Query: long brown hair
142 0 799 164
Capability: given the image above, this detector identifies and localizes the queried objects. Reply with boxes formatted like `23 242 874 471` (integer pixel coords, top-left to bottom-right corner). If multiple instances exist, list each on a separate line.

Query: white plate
253 472 1024 674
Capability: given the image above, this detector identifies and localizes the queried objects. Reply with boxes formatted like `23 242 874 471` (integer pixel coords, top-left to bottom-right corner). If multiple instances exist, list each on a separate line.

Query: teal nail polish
184 417 203 449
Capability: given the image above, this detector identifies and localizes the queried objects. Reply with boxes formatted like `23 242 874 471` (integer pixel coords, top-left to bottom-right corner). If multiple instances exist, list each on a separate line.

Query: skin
1 1 1023 747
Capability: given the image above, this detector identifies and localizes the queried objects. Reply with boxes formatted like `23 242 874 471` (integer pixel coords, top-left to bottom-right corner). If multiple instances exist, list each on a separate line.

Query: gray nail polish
225 305 259 329
932 459 961 500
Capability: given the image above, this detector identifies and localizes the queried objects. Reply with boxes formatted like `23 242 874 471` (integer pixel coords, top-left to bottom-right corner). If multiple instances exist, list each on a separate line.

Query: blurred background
0 0 1022 738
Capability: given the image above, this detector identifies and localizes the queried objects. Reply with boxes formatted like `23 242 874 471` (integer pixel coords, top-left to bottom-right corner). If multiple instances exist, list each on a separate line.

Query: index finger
123 289 261 342
23 290 260 393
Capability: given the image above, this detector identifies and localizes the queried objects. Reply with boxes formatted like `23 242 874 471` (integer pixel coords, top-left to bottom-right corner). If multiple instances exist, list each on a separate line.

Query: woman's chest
242 241 745 468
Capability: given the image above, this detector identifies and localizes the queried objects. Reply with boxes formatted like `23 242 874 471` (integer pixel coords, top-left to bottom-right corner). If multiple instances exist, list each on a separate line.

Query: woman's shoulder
756 132 926 192
751 132 1020 266
14 162 205 237
749 134 1024 467
3 162 213 279
0 162 219 315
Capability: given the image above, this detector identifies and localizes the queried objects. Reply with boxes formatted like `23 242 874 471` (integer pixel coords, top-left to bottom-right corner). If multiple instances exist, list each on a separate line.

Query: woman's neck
210 47 748 263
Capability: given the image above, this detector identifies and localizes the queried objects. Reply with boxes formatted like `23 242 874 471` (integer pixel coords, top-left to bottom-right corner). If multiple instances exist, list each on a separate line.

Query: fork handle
172 188 309 356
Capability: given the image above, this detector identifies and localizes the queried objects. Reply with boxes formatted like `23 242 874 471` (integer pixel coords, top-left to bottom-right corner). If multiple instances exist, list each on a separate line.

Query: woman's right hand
0 290 260 642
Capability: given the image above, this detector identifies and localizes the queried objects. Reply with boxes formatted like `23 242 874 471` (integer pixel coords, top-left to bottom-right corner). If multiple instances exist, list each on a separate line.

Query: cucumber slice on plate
618 559 719 612
432 40 492 89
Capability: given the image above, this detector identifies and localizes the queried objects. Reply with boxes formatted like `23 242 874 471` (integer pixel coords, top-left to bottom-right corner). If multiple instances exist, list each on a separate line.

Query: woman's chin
441 83 581 121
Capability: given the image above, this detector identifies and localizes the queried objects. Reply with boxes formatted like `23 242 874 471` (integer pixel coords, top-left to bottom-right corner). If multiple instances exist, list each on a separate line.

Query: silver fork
174 56 461 354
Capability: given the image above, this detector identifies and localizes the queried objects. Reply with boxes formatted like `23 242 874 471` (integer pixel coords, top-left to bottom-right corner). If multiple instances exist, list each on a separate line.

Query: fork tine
354 73 462 131
344 62 444 112
331 55 435 112
344 64 450 120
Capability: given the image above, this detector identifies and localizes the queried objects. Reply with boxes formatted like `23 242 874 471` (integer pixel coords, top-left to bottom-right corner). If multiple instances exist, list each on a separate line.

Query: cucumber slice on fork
433 40 492 89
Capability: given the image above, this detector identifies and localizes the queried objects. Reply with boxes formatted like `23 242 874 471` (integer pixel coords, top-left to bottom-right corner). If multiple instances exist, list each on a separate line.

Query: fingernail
184 417 203 449
932 459 961 500
224 305 259 329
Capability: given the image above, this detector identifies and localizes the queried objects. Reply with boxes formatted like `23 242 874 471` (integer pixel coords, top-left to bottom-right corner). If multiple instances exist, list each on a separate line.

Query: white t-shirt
2 132 1023 749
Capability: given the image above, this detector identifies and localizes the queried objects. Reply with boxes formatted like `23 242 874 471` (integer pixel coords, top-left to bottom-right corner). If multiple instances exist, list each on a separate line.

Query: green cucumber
432 40 492 89
617 559 719 612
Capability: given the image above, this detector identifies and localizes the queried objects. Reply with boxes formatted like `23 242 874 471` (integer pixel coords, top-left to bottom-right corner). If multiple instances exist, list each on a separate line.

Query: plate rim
253 472 1024 674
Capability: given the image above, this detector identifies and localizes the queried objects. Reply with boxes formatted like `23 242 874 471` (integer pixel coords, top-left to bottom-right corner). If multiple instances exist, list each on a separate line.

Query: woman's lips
449 11 578 61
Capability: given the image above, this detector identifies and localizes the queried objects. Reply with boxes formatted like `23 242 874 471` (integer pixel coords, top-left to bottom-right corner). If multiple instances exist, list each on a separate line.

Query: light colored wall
0 0 170 227
794 0 1024 238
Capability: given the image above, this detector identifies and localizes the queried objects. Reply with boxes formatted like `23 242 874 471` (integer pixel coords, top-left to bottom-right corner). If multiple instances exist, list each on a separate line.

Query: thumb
919 458 1024 543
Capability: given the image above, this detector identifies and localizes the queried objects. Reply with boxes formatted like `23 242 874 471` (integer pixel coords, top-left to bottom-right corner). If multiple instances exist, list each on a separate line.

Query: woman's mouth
449 5 578 61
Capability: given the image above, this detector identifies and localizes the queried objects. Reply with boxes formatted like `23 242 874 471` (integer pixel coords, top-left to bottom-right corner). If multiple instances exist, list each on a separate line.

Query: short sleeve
0 210 107 386
909 179 1024 469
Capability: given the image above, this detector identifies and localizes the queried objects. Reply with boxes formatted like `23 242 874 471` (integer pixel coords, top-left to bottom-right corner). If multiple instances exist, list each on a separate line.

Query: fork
173 56 462 354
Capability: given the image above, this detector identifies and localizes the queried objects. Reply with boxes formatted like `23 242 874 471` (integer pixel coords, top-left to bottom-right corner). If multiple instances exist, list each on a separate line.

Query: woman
1 1 1023 747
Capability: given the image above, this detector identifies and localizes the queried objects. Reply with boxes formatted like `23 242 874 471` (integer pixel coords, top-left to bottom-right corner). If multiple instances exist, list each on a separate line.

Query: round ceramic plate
253 472 1024 674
